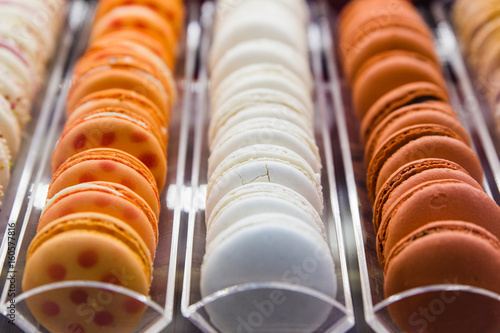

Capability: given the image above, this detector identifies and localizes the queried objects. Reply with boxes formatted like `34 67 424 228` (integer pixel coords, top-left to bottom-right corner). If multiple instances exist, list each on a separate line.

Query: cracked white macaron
210 39 312 94
200 213 337 333
208 117 321 177
211 64 312 113
206 182 325 245
206 144 322 219
210 0 308 71
0 94 21 160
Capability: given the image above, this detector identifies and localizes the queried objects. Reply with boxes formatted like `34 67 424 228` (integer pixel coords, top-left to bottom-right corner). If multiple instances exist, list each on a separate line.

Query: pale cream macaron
201 213 336 333
209 88 313 145
210 39 313 94
0 138 11 210
206 182 325 244
208 118 321 177
206 144 323 219
214 0 309 32
0 95 21 160
210 0 308 70
211 64 313 113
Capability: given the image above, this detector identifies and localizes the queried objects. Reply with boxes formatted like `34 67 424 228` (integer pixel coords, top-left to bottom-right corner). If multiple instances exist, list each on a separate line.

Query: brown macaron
342 26 438 83
384 221 500 333
361 82 450 143
364 102 470 165
366 124 483 202
351 50 447 119
377 179 500 267
372 158 482 231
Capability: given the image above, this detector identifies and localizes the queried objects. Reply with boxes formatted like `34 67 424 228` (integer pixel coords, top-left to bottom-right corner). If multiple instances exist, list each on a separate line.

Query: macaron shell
48 149 160 218
343 26 438 82
375 135 484 197
373 159 481 231
67 67 169 116
206 156 322 219
352 50 447 119
206 182 325 244
201 213 336 333
210 39 312 93
384 221 500 333
38 183 158 257
365 106 470 165
367 124 463 201
361 82 450 143
0 138 11 207
51 113 167 191
378 180 500 267
0 95 21 159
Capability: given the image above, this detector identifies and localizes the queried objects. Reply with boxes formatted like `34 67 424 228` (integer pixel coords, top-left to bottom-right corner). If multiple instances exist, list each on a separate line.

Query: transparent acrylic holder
181 2 354 332
321 2 500 332
0 0 200 331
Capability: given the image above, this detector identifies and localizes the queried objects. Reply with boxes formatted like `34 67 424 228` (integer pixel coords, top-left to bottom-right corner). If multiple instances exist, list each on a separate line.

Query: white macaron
209 118 321 177
210 1 308 70
206 182 325 244
206 144 322 219
0 62 31 128
211 64 313 113
0 137 11 211
0 95 21 160
210 39 312 93
201 213 337 333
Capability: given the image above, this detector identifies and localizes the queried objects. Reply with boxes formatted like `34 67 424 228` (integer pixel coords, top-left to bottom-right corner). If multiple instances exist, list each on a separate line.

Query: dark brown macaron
364 102 470 166
377 179 500 267
384 221 500 333
372 158 482 231
351 50 447 120
361 82 450 144
366 124 483 202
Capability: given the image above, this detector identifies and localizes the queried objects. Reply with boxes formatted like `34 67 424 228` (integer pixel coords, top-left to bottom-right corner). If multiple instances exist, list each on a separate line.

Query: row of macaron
201 1 338 331
339 0 500 332
453 0 500 134
21 1 184 333
0 0 65 211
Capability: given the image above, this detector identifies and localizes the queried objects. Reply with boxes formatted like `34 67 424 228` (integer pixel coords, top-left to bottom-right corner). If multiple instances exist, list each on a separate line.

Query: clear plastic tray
321 1 500 332
180 2 355 332
0 0 198 331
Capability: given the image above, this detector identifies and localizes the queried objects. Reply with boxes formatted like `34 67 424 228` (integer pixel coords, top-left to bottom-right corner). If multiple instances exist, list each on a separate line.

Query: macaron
206 182 325 244
48 148 160 219
67 89 168 146
0 138 11 211
51 107 167 191
0 62 31 128
364 102 470 165
208 118 321 177
372 158 481 231
384 221 500 333
206 144 323 219
341 21 438 82
361 82 450 144
74 39 176 108
22 212 152 333
210 39 312 94
366 124 483 202
209 0 308 70
38 182 158 257
352 50 447 119
0 40 36 97
201 213 336 333
93 0 184 38
377 179 500 268
90 5 176 57
211 63 312 113
0 94 21 160
209 88 313 146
